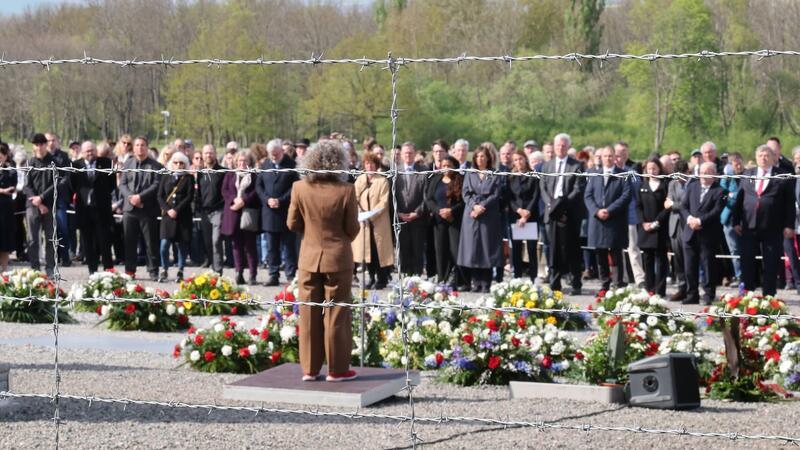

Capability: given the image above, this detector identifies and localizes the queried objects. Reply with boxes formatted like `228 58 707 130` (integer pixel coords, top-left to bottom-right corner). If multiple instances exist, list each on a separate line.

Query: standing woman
352 152 394 289
457 143 504 292
221 151 261 285
157 152 194 282
508 150 539 281
0 143 17 271
636 156 670 296
424 155 465 289
287 140 360 382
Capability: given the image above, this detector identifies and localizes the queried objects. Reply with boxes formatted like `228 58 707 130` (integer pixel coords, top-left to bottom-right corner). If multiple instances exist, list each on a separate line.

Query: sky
0 0 82 16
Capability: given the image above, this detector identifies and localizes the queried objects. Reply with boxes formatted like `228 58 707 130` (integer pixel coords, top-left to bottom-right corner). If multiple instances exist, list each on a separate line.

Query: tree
564 0 605 72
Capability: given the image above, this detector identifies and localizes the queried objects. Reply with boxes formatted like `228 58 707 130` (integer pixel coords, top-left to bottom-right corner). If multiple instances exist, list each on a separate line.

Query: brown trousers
297 269 353 375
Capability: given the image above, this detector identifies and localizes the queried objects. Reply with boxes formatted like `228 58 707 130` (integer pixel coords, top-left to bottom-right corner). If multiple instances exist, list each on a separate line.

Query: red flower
726 297 741 309
48 285 56 297
260 329 269 341
511 337 521 347
124 303 136 315
190 293 197 300
172 345 181 358
210 278 217 287
230 306 239 315
772 333 782 342
705 317 714 325
113 288 124 297
645 342 660 357
488 355 502 370
204 351 215 362
285 292 295 302
106 268 116 273
462 334 474 345
221 315 230 322
271 351 282 363
769 299 782 310
467 316 478 323
766 349 780 362
746 307 758 315
134 284 144 293
574 351 584 361
224 330 234 340
435 352 444 366
486 319 499 332
597 289 607 299
238 347 251 358
194 333 205 345
178 315 189 325
188 326 197 334
542 356 552 368
186 277 193 283
606 317 618 327
95 305 103 316
516 317 526 329
229 321 237 328
249 328 259 336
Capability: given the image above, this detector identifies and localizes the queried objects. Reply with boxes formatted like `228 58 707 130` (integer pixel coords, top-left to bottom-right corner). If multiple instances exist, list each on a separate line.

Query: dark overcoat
456 172 504 268
584 167 631 249
158 173 195 241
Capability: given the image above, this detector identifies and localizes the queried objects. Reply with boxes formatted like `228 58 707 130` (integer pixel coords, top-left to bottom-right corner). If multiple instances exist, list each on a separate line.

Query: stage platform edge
223 363 420 408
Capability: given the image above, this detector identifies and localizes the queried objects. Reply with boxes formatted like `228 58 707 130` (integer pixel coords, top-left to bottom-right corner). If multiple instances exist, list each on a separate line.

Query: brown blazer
287 179 360 273
352 174 394 267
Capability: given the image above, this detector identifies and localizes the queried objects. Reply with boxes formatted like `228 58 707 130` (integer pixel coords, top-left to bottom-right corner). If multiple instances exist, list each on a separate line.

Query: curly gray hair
302 140 348 182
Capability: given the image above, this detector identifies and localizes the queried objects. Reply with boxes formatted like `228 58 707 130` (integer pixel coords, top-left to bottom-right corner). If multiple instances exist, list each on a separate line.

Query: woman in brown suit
287 140 360 382
352 153 394 289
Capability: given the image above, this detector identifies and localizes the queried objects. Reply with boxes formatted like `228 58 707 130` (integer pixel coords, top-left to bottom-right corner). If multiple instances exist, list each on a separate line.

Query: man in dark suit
71 141 115 274
539 133 586 294
767 137 800 291
733 145 797 296
196 144 226 274
24 133 56 277
451 138 471 171
584 146 631 292
256 138 299 286
396 142 428 275
680 162 726 305
119 136 163 279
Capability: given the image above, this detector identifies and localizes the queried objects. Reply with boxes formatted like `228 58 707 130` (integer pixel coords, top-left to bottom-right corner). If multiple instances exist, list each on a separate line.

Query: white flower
779 360 792 374
646 316 658 327
248 344 258 355
400 355 408 365
419 281 435 294
544 298 555 308
180 338 188 349
147 313 157 323
421 319 437 329
551 341 566 355
165 304 176 316
214 323 225 332
411 331 424 343
126 283 137 295
530 336 543 352
100 305 111 317
221 345 233 356
438 321 452 335
433 292 444 302
280 325 296 342
190 350 200 361
178 306 185 315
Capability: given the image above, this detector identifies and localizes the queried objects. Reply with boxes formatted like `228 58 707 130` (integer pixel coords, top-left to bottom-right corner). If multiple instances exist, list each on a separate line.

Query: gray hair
792 146 800 158
756 144 772 155
701 141 717 152
554 133 571 146
302 140 348 183
699 161 717 174
266 138 283 153
169 151 190 166
454 138 469 149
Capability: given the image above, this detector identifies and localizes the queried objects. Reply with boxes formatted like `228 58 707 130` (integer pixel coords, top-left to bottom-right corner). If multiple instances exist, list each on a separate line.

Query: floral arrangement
387 277 463 325
379 309 456 370
700 293 798 334
352 301 391 367
0 269 73 323
174 271 254 316
777 341 800 391
175 315 285 373
657 332 715 382
487 279 590 330
438 312 578 386
571 319 661 385
593 287 694 335
67 269 129 312
260 305 300 364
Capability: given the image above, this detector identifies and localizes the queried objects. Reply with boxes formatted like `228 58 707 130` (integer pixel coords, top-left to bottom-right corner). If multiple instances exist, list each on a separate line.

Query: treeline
1 0 799 158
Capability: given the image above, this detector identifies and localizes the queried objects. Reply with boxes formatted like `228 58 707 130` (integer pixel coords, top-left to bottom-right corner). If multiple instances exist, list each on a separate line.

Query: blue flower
272 309 283 323
513 360 533 375
488 332 501 344
423 355 438 368
292 303 300 315
385 309 397 327
452 357 475 370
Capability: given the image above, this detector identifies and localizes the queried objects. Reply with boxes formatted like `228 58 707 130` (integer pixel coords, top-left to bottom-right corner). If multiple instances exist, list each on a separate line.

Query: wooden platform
223 363 420 408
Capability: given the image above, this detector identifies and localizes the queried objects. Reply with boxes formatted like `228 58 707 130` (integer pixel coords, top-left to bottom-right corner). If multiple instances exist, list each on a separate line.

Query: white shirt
757 167 771 193
554 157 568 199
648 179 660 192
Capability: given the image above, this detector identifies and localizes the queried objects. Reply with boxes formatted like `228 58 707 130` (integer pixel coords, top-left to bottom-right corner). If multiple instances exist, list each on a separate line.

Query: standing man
584 146 631 292
681 162 726 305
615 141 645 287
733 145 796 296
767 136 794 174
119 136 163 280
45 132 73 266
666 159 690 302
720 153 744 285
71 141 115 274
24 133 56 277
523 140 538 157
196 144 226 274
256 138 299 286
451 139 471 170
539 133 586 294
698 141 726 176
396 142 428 275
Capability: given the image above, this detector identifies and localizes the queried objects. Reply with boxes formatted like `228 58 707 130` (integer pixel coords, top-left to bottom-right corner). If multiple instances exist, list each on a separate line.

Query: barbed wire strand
49 163 62 447
0 391 798 444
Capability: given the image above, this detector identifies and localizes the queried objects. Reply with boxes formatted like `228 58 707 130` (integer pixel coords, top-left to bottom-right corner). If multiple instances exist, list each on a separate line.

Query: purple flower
452 357 476 370
787 372 800 388
385 309 397 327
272 309 283 323
292 303 300 315
513 360 533 375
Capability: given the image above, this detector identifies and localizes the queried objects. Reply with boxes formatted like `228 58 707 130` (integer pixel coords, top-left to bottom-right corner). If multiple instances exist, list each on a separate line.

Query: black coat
158 173 195 241
680 181 726 244
195 163 225 212
732 167 796 236
508 175 539 222
584 167 631 249
635 179 670 249
424 173 464 227
119 156 164 217
256 155 298 233
23 153 55 208
538 157 586 225
71 157 115 229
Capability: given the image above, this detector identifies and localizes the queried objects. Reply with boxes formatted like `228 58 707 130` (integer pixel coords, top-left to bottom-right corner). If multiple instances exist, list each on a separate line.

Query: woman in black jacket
424 156 465 289
158 152 195 282
636 156 670 296
508 150 539 281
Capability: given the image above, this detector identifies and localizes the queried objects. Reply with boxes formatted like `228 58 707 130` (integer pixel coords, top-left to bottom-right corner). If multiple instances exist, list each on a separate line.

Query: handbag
240 207 260 232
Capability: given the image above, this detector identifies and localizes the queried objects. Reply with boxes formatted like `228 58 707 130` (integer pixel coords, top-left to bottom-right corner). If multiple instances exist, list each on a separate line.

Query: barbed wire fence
2 49 800 448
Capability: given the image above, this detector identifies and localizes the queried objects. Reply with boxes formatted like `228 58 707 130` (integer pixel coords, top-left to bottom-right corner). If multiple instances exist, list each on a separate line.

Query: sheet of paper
358 207 384 222
511 223 538 241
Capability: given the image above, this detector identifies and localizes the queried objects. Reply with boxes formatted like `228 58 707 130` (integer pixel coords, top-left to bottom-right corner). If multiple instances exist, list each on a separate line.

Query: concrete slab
509 381 626 404
0 334 173 354
0 363 8 392
223 363 420 408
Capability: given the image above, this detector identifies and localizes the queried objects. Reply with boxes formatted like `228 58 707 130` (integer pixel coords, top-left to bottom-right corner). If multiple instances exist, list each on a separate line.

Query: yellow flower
525 300 536 309
183 301 193 310
554 291 563 301
546 316 557 325
194 276 207 287
510 292 522 305
221 282 231 292
209 289 221 300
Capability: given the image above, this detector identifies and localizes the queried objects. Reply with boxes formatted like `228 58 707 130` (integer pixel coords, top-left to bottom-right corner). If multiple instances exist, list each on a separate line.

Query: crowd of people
0 131 796 305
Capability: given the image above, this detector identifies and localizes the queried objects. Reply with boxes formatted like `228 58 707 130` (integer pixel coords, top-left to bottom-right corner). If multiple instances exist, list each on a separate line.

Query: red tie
756 179 764 197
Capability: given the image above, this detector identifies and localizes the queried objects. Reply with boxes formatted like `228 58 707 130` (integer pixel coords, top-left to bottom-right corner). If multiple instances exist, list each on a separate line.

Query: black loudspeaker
626 353 701 410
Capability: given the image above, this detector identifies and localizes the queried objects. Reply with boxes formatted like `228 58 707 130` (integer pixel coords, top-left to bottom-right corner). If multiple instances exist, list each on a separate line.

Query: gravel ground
2 263 800 449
